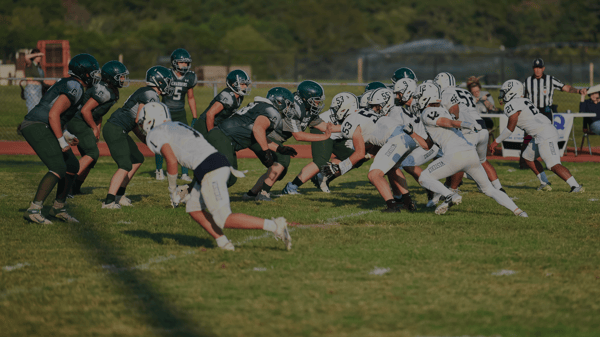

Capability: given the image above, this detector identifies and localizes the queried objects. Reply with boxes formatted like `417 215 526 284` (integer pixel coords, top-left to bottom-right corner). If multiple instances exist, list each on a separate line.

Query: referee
524 58 587 121
519 58 587 169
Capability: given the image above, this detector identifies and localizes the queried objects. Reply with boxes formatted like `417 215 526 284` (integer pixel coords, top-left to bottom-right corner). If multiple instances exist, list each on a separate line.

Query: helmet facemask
172 58 192 74
230 75 252 96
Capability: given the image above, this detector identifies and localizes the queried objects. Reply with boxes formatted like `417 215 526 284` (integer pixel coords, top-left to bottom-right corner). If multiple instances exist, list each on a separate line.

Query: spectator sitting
467 76 497 143
581 84 600 135
23 49 46 112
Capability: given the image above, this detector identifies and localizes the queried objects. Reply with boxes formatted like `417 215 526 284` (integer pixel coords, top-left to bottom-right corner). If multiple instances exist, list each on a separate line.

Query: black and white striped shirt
524 74 564 109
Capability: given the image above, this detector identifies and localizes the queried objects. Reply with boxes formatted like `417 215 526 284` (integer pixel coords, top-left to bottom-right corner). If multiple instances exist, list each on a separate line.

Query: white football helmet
499 79 524 104
416 83 442 110
367 88 394 115
434 72 456 90
138 102 171 134
330 92 359 123
393 78 417 106
359 92 371 108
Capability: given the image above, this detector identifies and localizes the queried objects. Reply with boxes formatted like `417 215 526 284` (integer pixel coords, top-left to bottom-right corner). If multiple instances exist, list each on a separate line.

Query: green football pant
21 122 79 178
66 117 99 167
103 121 144 172
206 128 238 187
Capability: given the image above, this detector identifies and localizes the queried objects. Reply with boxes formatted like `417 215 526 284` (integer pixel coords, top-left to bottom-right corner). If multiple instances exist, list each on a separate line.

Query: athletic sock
117 187 126 196
56 173 76 203
539 172 549 184
393 194 403 202
105 194 116 204
292 177 303 187
182 166 189 176
261 182 272 193
72 179 84 194
155 155 164 171
263 219 277 232
401 193 413 208
34 172 59 203
491 179 503 190
566 176 579 188
215 235 230 247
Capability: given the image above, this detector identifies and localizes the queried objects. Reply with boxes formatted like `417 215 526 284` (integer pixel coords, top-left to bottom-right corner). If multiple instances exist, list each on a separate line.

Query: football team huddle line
20 49 584 251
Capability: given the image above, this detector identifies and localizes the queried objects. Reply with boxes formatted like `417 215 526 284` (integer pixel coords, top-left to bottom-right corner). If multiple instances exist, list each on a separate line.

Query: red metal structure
36 40 70 78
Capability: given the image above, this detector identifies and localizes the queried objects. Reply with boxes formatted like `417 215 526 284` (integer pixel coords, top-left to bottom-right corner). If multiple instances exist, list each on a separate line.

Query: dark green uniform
20 78 84 178
195 88 244 138
208 97 282 186
66 82 119 165
162 70 197 124
310 111 354 168
104 87 158 171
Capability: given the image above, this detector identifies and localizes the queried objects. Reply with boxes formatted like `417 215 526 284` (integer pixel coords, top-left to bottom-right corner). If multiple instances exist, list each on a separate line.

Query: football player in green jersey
155 48 198 182
195 69 250 138
20 53 100 224
202 87 296 188
102 65 173 209
67 60 128 196
243 80 335 201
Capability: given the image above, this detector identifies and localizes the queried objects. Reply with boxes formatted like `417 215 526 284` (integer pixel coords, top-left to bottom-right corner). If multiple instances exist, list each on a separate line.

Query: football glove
261 150 275 167
403 123 414 136
276 145 298 157
321 162 341 179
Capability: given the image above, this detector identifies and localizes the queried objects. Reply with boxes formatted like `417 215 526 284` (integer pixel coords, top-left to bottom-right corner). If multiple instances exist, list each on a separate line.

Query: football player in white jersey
435 72 506 193
416 83 528 216
282 92 365 194
491 80 583 192
366 88 434 212
140 102 292 251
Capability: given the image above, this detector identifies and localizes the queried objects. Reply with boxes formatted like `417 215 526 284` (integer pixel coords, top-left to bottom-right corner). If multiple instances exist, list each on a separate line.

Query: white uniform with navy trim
319 110 344 140
369 108 428 173
145 121 232 225
441 87 489 163
146 121 217 170
418 106 519 213
340 109 382 142
400 101 440 168
504 97 561 168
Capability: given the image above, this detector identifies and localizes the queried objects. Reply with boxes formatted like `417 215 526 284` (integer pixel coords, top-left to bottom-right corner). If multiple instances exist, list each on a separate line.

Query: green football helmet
364 81 387 93
68 53 101 87
266 87 296 117
170 48 192 74
226 69 252 96
391 67 418 83
101 60 129 88
297 80 325 114
146 65 174 96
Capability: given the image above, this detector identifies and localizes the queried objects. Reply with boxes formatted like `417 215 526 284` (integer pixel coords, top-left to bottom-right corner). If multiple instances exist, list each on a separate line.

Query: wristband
167 173 178 193
495 128 513 143
57 136 69 149
339 158 352 175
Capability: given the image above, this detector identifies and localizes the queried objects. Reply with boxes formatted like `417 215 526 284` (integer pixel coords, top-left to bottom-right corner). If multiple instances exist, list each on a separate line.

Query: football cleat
176 185 190 204
570 185 585 193
49 206 79 223
514 209 529 217
255 190 273 202
102 201 121 209
382 205 401 213
242 192 257 200
219 241 235 251
426 193 443 208
282 182 301 195
180 174 193 182
23 205 52 225
537 182 552 191
155 169 165 181
403 201 418 212
311 172 331 193
116 195 133 207
434 193 462 215
272 217 292 250
499 188 507 194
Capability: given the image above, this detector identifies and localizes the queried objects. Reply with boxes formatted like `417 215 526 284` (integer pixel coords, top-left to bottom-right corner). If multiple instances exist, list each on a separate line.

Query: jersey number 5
173 87 182 100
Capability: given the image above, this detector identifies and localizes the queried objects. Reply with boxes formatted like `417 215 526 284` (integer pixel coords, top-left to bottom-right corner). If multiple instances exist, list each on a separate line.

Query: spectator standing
581 84 600 135
23 49 46 112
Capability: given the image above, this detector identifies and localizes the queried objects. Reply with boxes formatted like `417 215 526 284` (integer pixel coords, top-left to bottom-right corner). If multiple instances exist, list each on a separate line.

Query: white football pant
186 166 232 229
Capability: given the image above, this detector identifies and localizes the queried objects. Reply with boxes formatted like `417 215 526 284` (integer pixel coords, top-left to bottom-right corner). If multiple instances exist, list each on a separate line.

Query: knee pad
211 205 232 229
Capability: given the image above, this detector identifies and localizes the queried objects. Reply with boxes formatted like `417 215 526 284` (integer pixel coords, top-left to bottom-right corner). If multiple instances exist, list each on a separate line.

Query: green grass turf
1 155 599 336
2 84 599 147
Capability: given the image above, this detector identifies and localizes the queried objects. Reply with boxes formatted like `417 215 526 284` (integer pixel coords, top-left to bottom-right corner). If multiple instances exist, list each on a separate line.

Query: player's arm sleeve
309 117 324 128
340 117 358 139
189 72 197 88
441 92 458 111
142 90 160 104
145 130 165 156
503 102 519 117
283 117 302 133
552 77 564 90
91 85 111 105
422 109 440 127
217 91 235 110
64 81 84 105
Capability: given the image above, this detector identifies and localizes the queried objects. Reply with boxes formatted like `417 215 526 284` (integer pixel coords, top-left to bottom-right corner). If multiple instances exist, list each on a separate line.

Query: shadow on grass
65 214 214 336
122 230 215 248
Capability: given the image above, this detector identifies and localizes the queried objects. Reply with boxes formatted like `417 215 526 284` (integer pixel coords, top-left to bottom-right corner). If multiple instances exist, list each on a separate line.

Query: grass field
1 154 600 336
